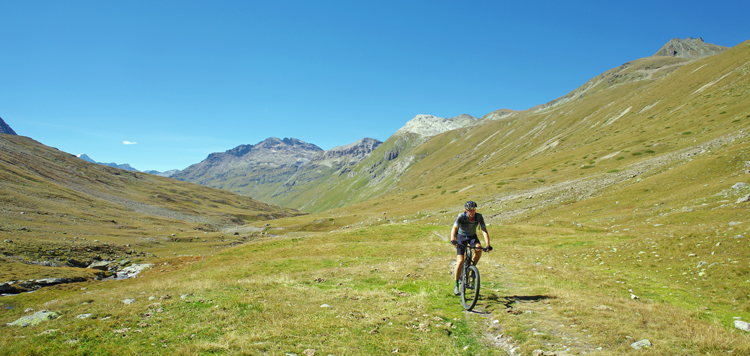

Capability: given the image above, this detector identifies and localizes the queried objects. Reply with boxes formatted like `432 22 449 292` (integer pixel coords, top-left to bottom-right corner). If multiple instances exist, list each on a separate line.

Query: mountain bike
455 243 490 311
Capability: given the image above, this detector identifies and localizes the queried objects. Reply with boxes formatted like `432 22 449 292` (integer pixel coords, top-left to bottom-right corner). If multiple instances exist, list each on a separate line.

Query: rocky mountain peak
395 114 482 137
256 137 322 152
0 116 18 135
653 37 728 58
396 114 464 137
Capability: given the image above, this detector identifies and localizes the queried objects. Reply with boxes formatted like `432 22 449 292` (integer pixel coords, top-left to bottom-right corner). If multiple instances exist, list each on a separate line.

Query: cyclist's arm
481 227 490 247
450 225 459 243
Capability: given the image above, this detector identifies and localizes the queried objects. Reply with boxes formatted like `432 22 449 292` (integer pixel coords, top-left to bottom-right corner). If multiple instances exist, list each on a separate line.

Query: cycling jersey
453 212 486 238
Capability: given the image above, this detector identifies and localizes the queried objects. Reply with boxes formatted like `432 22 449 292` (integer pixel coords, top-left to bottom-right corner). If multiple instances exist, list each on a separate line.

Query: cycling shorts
456 234 482 255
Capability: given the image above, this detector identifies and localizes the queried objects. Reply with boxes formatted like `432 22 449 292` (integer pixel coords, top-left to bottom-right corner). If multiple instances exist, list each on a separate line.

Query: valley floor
2 221 749 355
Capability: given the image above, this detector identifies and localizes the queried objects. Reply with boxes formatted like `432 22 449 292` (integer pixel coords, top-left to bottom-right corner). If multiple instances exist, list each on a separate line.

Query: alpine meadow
2 37 750 355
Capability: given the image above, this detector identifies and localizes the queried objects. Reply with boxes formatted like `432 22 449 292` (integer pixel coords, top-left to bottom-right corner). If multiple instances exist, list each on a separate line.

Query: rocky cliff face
0 117 17 135
654 37 728 58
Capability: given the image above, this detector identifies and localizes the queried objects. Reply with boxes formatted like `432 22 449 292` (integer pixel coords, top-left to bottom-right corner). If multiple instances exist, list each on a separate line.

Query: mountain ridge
654 37 729 58
0 117 17 135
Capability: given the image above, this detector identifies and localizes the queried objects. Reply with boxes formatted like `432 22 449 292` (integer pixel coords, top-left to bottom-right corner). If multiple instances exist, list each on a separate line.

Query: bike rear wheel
460 265 480 310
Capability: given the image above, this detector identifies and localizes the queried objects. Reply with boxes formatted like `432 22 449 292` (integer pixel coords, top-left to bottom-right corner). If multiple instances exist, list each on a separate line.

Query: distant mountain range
75 153 178 177
0 116 17 135
171 114 483 208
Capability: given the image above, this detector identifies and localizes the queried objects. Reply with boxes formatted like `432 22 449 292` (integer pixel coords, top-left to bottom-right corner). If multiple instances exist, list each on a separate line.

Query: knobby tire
460 265 480 311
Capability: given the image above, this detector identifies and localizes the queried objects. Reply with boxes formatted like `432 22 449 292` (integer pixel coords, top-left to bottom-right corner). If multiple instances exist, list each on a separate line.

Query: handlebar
451 242 492 252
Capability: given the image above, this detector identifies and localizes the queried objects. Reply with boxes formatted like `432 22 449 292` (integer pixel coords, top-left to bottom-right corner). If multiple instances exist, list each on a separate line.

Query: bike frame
455 243 488 310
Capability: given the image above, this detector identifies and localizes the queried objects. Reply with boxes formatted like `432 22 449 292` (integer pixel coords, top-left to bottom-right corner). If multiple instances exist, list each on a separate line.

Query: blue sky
2 1 749 172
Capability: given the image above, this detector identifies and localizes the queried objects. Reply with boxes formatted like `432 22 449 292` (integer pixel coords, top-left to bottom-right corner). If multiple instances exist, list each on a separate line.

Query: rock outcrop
654 37 728 58
396 114 480 137
0 116 17 135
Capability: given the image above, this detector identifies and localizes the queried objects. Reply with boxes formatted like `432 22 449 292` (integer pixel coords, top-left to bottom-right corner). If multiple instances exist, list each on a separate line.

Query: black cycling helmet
465 201 477 210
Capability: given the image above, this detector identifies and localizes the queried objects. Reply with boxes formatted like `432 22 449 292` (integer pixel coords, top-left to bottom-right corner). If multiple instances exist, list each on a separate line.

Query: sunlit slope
0 135 300 249
314 39 750 218
269 132 428 212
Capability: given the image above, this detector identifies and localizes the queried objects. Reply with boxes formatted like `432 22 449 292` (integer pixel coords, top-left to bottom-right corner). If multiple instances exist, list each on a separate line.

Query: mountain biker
451 200 492 295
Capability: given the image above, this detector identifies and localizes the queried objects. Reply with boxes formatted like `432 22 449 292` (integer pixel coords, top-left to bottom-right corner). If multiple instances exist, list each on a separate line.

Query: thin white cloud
123 141 137 145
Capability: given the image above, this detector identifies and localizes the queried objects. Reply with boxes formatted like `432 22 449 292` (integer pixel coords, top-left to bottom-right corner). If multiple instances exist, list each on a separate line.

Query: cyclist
450 200 492 295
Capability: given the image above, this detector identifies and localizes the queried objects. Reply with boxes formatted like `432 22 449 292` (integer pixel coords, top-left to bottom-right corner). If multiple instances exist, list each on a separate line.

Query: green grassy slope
354 38 750 219
0 135 305 282
265 40 748 216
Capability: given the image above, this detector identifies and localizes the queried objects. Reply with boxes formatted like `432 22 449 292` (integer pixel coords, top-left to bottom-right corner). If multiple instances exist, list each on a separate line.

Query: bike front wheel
460 265 481 310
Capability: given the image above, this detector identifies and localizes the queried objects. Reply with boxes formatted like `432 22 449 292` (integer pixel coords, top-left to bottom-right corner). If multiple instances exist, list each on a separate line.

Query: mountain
654 37 729 58
0 134 305 273
172 137 324 202
174 114 482 211
143 169 180 177
173 37 741 215
76 153 178 176
75 153 138 171
0 116 17 135
1 135 302 226
229 37 745 214
396 114 480 136
262 137 383 210
344 37 748 219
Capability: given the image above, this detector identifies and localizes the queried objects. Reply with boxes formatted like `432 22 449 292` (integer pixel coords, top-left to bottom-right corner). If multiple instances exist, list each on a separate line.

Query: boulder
35 278 72 286
87 260 112 271
7 310 59 327
0 282 18 294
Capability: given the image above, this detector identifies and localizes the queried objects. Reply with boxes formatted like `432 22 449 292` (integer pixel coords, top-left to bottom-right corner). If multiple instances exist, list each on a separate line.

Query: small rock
630 339 652 349
122 299 136 304
737 194 750 204
303 349 316 356
697 261 708 268
735 320 750 332
24 308 34 313
76 314 93 319
320 304 333 308
731 182 748 190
